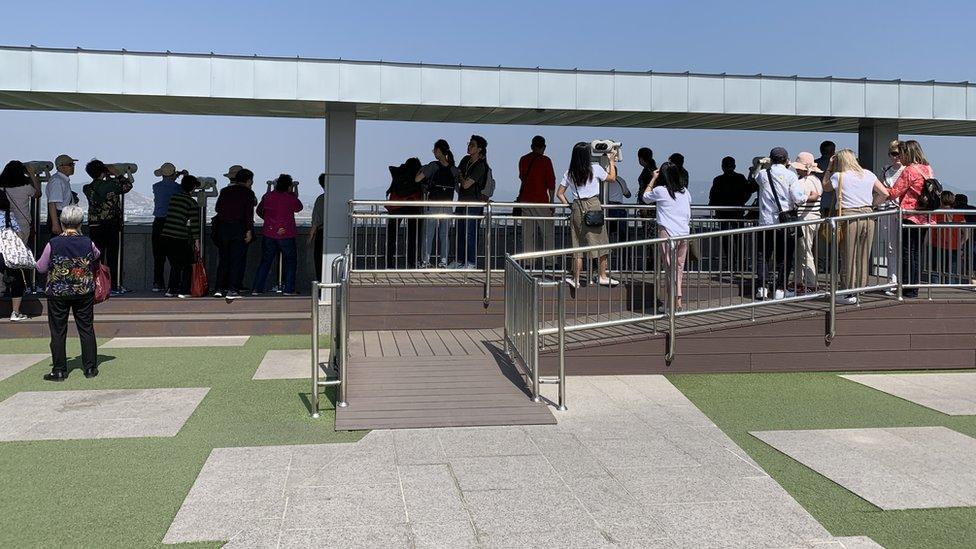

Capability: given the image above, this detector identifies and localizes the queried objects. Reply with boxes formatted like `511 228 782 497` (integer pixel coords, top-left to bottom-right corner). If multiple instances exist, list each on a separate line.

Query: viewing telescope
591 140 622 162
197 176 218 192
107 163 138 176
25 161 54 182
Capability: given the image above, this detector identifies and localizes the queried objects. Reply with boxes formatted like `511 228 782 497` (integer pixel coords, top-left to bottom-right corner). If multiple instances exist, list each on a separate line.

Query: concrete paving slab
0 388 209 441
252 349 330 380
0 354 48 381
753 426 976 510
165 375 862 548
841 373 976 415
102 336 249 348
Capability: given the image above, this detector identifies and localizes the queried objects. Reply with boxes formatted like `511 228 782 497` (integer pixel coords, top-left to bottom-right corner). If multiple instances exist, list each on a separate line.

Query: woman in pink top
251 174 303 295
888 140 934 297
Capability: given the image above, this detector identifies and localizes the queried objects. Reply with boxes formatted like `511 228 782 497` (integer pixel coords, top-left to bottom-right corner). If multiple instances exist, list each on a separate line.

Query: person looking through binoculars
83 159 133 295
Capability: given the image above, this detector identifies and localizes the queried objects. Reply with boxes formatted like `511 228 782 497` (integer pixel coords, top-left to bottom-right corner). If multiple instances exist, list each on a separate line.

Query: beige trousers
841 207 876 290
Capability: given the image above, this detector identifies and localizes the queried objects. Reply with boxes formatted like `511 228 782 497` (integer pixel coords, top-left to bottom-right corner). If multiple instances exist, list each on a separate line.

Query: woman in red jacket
888 140 934 298
252 174 303 295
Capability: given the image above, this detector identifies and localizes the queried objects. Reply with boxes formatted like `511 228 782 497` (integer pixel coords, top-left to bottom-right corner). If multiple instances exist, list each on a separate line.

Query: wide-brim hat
224 165 243 179
790 152 822 173
154 162 177 177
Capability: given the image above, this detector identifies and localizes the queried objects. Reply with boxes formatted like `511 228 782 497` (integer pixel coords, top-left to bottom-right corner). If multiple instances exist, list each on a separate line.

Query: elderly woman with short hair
35 205 101 381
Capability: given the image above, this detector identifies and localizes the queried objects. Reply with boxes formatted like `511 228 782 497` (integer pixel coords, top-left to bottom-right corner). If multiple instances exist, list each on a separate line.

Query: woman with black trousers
159 176 201 298
35 205 101 381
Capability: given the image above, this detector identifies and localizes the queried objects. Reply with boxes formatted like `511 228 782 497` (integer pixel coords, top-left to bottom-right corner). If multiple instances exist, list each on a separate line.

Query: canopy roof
2 45 976 135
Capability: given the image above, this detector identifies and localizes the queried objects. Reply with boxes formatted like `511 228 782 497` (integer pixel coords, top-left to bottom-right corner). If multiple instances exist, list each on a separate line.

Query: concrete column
858 119 899 176
322 103 357 284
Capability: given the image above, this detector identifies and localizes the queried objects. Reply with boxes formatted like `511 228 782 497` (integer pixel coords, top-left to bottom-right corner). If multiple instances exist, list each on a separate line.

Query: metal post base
311 412 320 419
532 396 542 403
556 405 568 412
337 401 348 408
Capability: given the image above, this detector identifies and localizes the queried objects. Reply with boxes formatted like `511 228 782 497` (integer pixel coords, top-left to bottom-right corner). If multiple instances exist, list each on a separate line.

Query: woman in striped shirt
159 175 201 298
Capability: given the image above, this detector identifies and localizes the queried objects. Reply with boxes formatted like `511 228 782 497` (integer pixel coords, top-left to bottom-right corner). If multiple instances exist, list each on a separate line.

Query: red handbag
190 253 208 298
386 191 422 212
94 263 111 304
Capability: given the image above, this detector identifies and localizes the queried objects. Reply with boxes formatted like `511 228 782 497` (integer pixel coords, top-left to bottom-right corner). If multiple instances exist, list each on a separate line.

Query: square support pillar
858 119 899 175
322 103 357 285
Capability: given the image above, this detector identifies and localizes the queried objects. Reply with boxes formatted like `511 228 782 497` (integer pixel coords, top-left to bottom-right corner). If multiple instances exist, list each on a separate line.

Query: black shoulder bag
766 168 798 223
567 174 605 227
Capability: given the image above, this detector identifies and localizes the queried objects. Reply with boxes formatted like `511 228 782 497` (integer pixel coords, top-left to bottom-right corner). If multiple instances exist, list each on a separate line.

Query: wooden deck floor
334 354 555 430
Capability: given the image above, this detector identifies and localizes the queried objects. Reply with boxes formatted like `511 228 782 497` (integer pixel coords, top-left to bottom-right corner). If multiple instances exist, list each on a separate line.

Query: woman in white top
556 142 618 288
879 140 903 288
642 162 691 310
0 161 42 243
822 149 889 303
790 153 823 293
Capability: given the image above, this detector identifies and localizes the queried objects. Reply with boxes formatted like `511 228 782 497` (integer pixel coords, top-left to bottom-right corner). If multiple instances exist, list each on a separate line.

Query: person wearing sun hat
151 162 187 292
791 152 824 294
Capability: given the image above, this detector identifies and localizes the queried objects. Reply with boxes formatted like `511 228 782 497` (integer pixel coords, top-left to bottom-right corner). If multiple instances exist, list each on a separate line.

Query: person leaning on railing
790 153 823 294
252 174 303 295
82 159 133 295
822 149 889 305
887 139 934 299
453 135 490 269
642 162 691 311
555 142 619 289
415 139 459 269
516 135 557 258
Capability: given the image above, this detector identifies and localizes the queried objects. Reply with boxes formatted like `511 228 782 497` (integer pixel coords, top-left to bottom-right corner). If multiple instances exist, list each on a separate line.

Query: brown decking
348 329 503 358
334 354 555 430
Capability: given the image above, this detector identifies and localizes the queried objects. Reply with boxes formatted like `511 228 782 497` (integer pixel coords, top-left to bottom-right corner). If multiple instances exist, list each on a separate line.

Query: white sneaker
597 277 620 287
177 294 190 299
773 289 785 300
9 312 27 322
164 292 176 298
565 278 579 289
755 287 769 300
213 291 223 298
835 295 857 305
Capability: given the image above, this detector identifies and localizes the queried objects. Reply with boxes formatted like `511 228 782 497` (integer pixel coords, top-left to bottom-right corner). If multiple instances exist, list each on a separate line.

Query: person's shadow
64 354 117 375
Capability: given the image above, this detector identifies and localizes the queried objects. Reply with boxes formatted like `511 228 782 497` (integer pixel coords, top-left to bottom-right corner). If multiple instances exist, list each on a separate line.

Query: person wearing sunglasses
879 140 904 292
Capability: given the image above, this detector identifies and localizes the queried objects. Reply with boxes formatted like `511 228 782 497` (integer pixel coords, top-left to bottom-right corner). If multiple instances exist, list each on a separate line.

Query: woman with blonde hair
889 140 934 298
822 149 889 304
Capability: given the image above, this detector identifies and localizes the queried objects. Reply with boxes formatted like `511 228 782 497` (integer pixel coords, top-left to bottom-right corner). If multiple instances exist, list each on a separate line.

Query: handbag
766 168 799 223
0 212 35 270
94 263 111 304
584 209 605 227
191 251 208 297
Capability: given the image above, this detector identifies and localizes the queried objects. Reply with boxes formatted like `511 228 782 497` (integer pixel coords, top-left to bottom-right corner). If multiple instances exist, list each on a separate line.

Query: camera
591 140 623 161
751 156 771 172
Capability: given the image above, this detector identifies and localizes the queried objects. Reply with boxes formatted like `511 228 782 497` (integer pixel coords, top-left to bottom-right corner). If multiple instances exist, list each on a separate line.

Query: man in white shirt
46 154 78 235
754 147 809 300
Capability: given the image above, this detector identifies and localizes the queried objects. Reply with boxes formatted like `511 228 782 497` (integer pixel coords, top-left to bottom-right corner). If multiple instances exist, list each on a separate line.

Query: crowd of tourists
383 136 971 309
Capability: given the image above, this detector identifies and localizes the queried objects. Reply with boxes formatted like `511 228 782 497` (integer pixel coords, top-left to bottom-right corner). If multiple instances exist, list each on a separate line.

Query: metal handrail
310 247 351 419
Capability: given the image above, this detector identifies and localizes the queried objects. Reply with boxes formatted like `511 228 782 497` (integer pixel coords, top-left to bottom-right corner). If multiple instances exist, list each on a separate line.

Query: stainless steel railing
901 209 976 295
310 247 351 418
507 208 937 381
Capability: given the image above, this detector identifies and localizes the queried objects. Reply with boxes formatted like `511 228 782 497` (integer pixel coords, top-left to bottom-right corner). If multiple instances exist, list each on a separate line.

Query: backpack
480 165 496 200
916 178 943 212
428 164 456 196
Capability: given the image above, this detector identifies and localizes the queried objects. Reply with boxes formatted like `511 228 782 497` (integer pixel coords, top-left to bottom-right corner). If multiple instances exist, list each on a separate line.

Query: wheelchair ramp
336 335 555 430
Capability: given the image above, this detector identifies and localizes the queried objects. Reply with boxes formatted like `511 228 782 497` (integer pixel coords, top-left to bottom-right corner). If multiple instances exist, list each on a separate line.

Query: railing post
827 218 838 343
896 212 904 301
666 240 677 364
531 278 541 403
557 278 567 411
483 203 492 308
311 281 320 418
338 273 349 408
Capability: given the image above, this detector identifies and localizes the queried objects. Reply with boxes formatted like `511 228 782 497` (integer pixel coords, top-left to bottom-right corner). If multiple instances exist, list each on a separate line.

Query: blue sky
1 0 975 203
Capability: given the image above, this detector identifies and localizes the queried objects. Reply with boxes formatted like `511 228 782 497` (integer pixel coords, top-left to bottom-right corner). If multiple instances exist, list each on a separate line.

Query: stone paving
165 376 866 548
841 373 976 416
0 388 210 441
253 350 330 380
0 354 47 382
753 426 976 510
102 336 250 348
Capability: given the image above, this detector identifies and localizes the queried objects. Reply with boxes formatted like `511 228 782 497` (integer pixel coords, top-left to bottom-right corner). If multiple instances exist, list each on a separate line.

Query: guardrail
310 247 351 418
348 199 757 306
503 207 976 408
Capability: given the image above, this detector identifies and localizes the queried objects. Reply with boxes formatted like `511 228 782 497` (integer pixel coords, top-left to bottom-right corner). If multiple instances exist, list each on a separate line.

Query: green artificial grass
668 370 976 549
0 335 363 548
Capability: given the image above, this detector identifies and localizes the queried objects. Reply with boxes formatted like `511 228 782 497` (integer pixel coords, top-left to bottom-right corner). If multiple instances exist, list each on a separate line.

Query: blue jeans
455 206 483 266
253 237 297 293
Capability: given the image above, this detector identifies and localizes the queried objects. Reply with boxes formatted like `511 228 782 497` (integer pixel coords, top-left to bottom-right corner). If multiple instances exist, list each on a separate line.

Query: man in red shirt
517 136 557 259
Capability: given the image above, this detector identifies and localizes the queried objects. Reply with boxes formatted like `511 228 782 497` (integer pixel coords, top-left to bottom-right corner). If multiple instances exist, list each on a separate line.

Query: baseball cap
769 147 789 162
55 154 78 167
224 165 243 179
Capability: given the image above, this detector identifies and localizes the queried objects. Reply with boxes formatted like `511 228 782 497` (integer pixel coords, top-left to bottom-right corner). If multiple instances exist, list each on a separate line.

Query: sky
1 0 976 205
